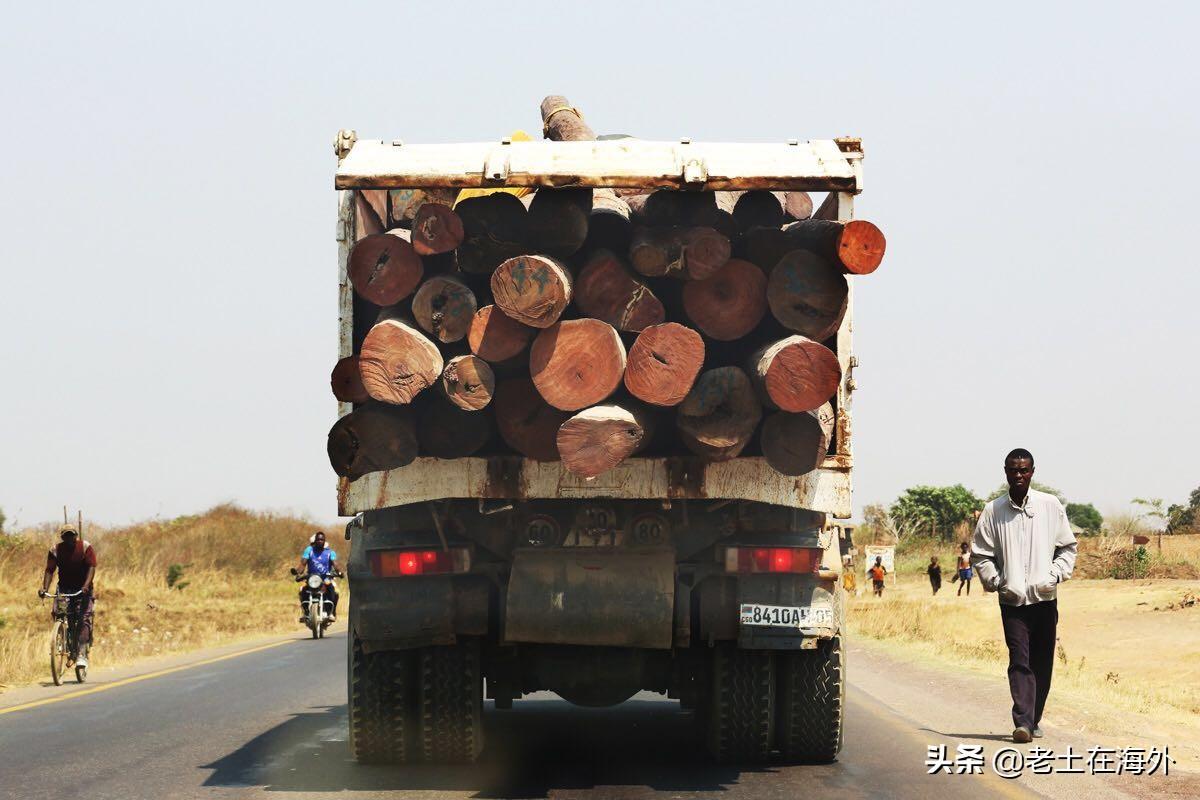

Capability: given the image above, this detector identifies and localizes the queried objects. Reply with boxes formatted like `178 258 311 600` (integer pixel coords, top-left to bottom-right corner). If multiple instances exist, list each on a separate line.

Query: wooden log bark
557 404 652 478
494 377 570 461
490 254 573 329
530 319 626 411
748 336 841 412
575 250 665 333
527 188 592 257
388 188 458 226
412 275 477 343
410 202 465 256
354 191 386 241
632 191 727 230
624 322 705 407
467 305 536 362
628 226 730 280
782 218 886 275
681 258 768 341
731 191 785 232
782 191 814 221
767 250 849 342
416 396 493 459
358 308 444 405
587 190 633 252
331 355 369 404
760 403 835 476
441 355 495 411
540 95 596 141
348 229 424 306
327 404 417 480
813 192 839 221
675 367 762 461
455 192 528 274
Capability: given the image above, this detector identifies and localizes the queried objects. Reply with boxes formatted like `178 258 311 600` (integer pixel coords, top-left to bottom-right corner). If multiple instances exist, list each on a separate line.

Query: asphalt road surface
0 631 1036 800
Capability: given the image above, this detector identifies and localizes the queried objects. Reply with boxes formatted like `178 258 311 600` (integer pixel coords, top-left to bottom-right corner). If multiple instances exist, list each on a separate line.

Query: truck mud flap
504 548 675 649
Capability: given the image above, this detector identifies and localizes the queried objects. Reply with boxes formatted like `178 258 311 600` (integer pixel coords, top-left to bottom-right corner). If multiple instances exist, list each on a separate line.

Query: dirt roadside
849 638 1199 799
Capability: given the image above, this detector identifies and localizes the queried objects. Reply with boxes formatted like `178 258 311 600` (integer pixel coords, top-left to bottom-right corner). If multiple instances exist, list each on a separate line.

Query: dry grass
0 505 333 690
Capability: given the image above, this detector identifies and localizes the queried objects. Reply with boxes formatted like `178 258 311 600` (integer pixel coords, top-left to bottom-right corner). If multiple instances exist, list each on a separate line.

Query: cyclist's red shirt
46 540 96 591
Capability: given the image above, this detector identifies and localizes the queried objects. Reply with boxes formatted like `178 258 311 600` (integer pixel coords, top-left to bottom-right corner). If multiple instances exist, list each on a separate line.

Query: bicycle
44 589 89 685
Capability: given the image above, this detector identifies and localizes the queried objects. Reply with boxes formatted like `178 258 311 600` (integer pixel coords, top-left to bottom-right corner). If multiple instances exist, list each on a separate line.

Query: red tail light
724 546 822 574
370 548 470 577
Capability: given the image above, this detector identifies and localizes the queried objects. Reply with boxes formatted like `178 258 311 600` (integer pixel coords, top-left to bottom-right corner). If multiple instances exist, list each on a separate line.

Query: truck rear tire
349 631 416 764
705 645 774 763
418 639 484 763
775 636 844 763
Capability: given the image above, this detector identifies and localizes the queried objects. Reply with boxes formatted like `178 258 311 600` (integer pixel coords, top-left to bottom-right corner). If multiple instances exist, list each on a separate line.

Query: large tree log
540 95 595 141
490 254 574 329
388 188 458 226
441 355 495 411
467 305 536 362
766 250 849 342
411 275 477 343
681 258 768 341
730 190 785 232
348 229 424 306
331 355 369 404
587 190 634 252
527 188 592 257
530 319 626 411
455 192 528 274
416 396 493 458
327 404 417 480
358 309 444 405
354 191 386 241
760 403 835 476
557 403 653 479
410 202 465 256
624 322 705 407
782 191 814 221
748 336 841 412
735 226 790 272
494 377 570 461
575 250 665 333
628 226 730 280
675 367 762 461
632 191 730 232
781 219 886 275
813 192 839 222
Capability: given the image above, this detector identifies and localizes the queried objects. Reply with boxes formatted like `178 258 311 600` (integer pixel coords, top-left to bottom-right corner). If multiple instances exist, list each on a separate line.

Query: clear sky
1 2 1196 527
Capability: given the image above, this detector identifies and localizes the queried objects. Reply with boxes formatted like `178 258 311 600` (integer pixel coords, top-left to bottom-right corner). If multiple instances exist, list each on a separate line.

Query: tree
859 503 925 543
1065 502 1103 535
1167 486 1200 533
989 481 1066 505
891 485 984 540
1132 497 1168 530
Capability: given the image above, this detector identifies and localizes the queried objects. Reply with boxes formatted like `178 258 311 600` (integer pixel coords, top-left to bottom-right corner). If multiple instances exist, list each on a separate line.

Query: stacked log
327 96 886 482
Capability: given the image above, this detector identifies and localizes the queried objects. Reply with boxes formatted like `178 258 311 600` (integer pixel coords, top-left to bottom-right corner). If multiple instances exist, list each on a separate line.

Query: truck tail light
724 546 822 574
370 548 470 577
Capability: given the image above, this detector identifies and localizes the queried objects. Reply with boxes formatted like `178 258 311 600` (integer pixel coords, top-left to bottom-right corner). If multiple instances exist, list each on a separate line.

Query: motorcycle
292 568 340 639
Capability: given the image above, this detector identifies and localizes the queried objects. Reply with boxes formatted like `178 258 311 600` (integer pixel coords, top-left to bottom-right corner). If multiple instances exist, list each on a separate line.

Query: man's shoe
1013 727 1033 743
299 615 307 624
1033 727 1044 738
328 614 336 623
76 654 88 668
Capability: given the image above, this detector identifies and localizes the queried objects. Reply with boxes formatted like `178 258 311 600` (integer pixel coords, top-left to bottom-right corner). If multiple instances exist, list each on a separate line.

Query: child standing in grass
869 557 887 597
957 542 973 596
927 556 942 594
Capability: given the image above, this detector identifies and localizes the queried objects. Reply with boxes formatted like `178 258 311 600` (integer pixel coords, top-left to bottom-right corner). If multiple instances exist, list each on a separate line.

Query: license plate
739 603 833 628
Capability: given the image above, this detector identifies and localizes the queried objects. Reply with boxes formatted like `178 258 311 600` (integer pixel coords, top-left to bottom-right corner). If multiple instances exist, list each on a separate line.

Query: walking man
971 448 1077 743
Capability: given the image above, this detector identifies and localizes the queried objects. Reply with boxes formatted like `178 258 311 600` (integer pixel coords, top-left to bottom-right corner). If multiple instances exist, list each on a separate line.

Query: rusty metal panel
340 458 851 517
336 139 859 192
504 548 675 649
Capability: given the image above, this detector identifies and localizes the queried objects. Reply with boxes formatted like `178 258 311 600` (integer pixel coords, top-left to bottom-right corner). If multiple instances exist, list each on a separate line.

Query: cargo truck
333 133 865 764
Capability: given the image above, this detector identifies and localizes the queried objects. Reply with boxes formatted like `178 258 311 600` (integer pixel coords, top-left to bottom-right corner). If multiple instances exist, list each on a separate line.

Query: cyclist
295 531 340 622
38 525 96 668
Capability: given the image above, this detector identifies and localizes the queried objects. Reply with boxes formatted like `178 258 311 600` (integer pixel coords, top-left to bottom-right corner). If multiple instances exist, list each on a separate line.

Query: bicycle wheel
49 620 67 686
76 663 88 683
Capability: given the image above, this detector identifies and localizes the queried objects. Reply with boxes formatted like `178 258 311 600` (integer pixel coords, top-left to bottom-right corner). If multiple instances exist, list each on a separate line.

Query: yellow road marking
0 638 295 716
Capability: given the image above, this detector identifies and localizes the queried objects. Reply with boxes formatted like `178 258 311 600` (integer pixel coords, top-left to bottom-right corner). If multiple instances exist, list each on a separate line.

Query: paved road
0 631 1034 800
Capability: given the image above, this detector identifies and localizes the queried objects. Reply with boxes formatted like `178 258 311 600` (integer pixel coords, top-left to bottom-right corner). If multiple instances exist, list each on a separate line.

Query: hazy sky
1 2 1196 527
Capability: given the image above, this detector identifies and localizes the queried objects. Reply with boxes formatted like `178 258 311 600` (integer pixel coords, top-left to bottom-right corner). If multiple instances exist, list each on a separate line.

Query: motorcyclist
38 525 96 668
295 531 340 622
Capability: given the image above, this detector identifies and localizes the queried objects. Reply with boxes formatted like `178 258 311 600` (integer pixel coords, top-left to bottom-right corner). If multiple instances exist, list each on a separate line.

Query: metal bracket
682 157 708 185
483 148 511 183
333 129 357 162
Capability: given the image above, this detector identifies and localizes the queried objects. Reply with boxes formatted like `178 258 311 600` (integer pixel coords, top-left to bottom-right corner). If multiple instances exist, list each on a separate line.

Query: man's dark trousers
1000 599 1057 730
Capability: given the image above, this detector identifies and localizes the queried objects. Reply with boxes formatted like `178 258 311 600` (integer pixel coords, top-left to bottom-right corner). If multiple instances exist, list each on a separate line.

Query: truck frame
333 133 864 764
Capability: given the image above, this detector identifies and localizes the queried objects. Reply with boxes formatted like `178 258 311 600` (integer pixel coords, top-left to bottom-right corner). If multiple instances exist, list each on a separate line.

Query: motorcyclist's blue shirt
302 545 337 576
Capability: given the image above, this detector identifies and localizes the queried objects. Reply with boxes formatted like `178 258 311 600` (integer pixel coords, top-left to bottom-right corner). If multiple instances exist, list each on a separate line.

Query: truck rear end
332 132 867 764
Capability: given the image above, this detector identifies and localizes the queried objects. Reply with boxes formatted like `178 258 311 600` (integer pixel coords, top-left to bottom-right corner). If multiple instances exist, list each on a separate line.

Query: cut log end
494 378 571 461
412 275 478 343
767 251 848 342
575 250 665 333
837 219 887 275
331 355 370 404
530 319 627 411
348 231 424 307
682 259 768 341
441 355 496 412
624 323 705 407
761 404 835 476
491 254 574 329
751 336 842 412
417 397 493 459
676 367 762 461
557 404 650 479
327 404 417 480
468 305 536 363
410 203 465 256
358 314 445 405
